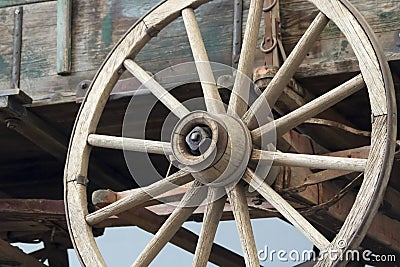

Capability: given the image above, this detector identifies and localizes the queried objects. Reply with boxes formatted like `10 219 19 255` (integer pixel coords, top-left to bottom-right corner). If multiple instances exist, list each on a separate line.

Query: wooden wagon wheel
64 0 396 266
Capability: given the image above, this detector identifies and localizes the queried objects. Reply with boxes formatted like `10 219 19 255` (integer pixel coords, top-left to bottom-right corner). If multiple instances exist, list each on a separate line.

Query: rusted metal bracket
254 0 286 91
57 0 72 75
261 0 280 66
11 6 23 89
232 0 242 68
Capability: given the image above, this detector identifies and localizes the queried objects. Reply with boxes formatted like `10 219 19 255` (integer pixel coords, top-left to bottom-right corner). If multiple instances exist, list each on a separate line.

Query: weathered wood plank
0 0 54 8
0 0 399 105
280 0 400 77
0 0 235 104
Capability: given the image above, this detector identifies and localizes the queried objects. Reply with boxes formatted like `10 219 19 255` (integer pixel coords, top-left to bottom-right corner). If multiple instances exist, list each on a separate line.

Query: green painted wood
280 0 400 77
0 0 399 105
0 0 235 104
56 0 72 75
0 0 54 8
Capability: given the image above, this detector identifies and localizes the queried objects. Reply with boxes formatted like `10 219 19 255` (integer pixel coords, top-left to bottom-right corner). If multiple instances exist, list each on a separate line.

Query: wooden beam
1 97 68 161
277 131 400 254
0 238 47 267
0 92 128 190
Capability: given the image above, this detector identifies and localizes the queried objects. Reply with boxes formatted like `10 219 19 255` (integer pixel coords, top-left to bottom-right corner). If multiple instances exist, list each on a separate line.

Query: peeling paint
0 56 10 79
101 12 113 47
121 0 158 18
378 10 395 20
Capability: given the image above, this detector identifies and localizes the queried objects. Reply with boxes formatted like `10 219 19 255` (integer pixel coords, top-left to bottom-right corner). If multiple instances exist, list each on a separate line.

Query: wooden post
57 0 72 75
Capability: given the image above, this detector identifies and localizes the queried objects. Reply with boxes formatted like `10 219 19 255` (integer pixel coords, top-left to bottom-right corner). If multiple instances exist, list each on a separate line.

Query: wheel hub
185 125 212 156
171 111 252 187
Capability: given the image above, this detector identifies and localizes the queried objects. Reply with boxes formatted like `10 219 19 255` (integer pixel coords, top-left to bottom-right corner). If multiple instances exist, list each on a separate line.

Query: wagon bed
1 0 400 266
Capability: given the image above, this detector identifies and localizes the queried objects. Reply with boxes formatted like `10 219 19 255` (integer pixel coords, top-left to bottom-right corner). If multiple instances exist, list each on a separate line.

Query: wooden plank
0 0 235 104
0 0 399 105
280 0 400 77
56 0 72 74
0 0 54 8
0 199 64 215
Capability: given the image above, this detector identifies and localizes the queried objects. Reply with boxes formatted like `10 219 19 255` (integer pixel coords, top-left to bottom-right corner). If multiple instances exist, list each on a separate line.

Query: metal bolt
5 119 18 130
252 198 263 205
118 67 125 75
80 82 88 90
185 126 211 155
189 131 202 142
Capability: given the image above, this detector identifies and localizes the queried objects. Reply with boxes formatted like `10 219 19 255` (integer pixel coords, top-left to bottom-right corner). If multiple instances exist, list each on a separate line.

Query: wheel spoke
124 59 190 119
193 187 226 267
86 170 193 225
226 185 259 267
243 168 330 250
251 149 367 172
132 181 207 267
87 134 172 155
182 8 225 114
252 74 365 139
227 0 264 118
119 208 246 267
243 12 329 128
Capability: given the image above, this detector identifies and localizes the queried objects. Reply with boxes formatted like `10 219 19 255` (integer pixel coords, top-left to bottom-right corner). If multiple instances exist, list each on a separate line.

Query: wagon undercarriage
1 0 400 266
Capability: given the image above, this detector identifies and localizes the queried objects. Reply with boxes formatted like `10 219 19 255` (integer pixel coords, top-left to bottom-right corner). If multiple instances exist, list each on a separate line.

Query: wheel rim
64 0 396 266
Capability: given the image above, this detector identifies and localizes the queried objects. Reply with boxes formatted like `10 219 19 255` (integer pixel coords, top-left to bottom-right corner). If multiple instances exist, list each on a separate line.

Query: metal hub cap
171 111 252 187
